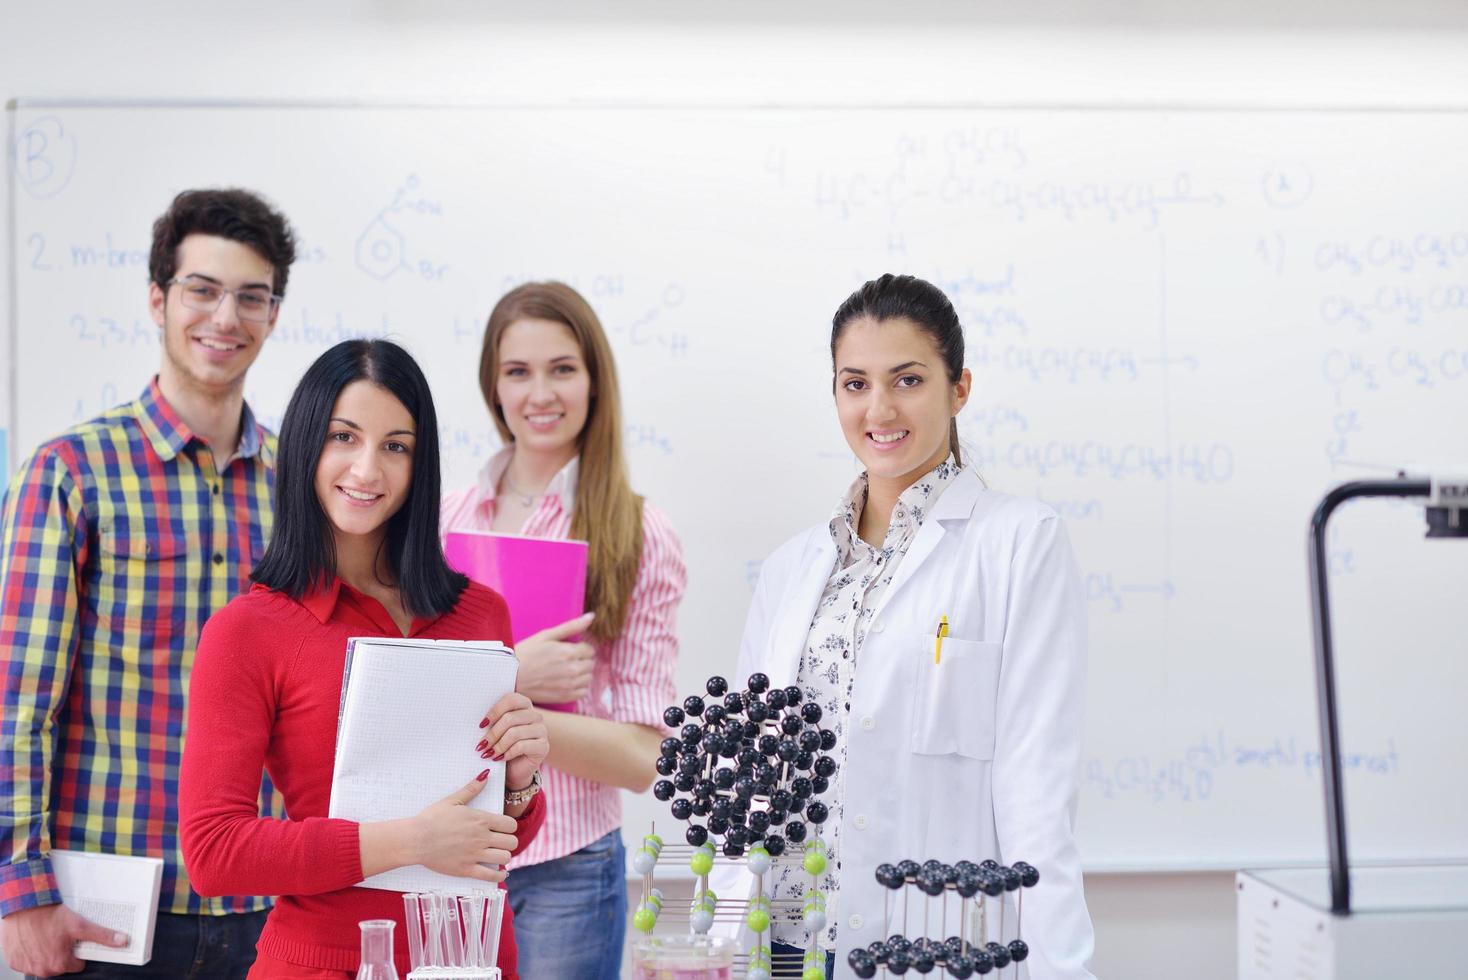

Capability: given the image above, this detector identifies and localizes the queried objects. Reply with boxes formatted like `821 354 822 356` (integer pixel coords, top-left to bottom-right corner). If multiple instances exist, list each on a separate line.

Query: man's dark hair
149 188 298 296
251 340 467 617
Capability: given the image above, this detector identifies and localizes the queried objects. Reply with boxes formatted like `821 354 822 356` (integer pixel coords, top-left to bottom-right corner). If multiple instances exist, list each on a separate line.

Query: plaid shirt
0 379 278 918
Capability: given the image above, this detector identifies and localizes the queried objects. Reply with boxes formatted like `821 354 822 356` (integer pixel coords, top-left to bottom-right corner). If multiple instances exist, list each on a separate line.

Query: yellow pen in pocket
934 615 949 664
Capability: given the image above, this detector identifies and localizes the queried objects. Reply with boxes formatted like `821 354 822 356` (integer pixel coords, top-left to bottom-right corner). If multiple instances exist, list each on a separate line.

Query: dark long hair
251 339 467 616
831 273 966 466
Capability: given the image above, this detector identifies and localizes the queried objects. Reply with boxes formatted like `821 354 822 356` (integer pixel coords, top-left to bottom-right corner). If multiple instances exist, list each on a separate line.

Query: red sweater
179 578 544 977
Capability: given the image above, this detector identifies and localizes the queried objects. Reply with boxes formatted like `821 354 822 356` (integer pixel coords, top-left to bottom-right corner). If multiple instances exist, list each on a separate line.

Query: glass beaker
632 935 736 980
355 918 399 980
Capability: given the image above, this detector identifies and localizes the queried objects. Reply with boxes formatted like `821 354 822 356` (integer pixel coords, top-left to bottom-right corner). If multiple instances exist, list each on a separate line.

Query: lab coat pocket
910 637 1002 759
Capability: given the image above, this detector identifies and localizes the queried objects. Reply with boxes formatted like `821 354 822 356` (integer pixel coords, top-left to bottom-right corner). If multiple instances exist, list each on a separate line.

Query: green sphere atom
689 850 714 876
632 905 657 933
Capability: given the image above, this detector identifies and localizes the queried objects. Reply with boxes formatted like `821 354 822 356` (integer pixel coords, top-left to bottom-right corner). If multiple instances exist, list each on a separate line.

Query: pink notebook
443 530 590 712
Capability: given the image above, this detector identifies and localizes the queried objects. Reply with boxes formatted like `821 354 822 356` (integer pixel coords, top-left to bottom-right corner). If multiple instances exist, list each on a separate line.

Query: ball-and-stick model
636 674 843 979
845 859 1040 977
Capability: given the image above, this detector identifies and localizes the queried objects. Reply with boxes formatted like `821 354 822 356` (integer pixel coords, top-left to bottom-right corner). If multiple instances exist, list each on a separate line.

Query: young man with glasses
0 188 297 978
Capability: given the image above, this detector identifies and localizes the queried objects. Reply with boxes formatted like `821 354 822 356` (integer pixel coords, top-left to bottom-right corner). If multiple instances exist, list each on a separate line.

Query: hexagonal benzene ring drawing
355 216 405 280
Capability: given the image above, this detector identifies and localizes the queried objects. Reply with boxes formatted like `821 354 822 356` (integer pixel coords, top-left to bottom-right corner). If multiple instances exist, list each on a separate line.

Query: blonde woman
442 281 685 978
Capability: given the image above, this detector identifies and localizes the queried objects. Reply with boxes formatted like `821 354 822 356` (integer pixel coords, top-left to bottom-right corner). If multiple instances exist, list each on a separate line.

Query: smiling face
834 316 971 486
148 233 278 397
313 380 417 550
493 317 593 465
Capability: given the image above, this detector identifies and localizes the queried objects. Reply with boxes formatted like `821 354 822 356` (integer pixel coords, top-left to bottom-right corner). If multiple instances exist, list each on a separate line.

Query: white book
328 636 518 894
50 849 163 966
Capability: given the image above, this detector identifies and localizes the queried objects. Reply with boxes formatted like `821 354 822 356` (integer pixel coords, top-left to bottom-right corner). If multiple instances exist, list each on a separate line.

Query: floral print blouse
771 456 961 950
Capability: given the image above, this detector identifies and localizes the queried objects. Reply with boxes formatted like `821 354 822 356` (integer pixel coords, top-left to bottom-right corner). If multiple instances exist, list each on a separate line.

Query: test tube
481 887 506 969
423 893 444 968
460 893 487 969
402 893 424 971
444 892 466 968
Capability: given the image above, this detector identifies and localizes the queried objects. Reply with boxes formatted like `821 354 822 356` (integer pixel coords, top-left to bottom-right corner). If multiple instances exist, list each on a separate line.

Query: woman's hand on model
512 612 596 704
406 776 520 883
480 691 550 793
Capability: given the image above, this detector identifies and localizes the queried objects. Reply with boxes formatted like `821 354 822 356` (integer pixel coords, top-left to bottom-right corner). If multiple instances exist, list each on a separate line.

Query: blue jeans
28 909 268 979
506 831 626 980
771 941 836 979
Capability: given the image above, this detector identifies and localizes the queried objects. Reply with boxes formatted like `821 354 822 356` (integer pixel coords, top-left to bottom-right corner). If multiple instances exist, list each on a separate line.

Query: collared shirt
0 379 278 918
441 445 685 867
178 578 544 976
772 455 961 949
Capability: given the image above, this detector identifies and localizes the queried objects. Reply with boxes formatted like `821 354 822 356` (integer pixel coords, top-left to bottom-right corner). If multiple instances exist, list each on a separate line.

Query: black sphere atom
1007 940 1029 963
911 949 936 974
805 801 830 824
868 940 890 964
670 798 693 821
722 839 744 858
654 756 676 776
745 700 768 723
1002 866 1022 891
780 715 803 735
897 859 921 880
764 835 786 856
683 695 705 716
875 863 902 888
986 942 1010 969
1017 862 1040 887
848 949 878 979
673 771 696 792
706 675 728 697
970 949 994 975
723 691 744 714
785 821 807 843
765 688 788 710
886 949 911 975
783 685 802 705
685 824 708 846
659 737 681 758
746 672 770 694
945 953 975 979
811 775 830 794
663 706 685 728
819 729 838 751
801 702 823 724
814 755 838 778
653 780 675 801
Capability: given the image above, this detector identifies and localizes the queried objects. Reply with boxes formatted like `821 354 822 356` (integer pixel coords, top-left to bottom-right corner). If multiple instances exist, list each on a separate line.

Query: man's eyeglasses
168 276 281 323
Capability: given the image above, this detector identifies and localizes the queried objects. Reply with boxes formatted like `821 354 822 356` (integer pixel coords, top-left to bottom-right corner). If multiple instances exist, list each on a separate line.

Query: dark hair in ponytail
831 273 965 465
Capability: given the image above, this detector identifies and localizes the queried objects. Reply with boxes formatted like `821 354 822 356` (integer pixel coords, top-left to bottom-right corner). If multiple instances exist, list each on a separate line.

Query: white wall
4 3 1467 978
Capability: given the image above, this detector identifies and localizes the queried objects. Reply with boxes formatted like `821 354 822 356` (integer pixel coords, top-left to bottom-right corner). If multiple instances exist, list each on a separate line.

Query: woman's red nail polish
475 739 488 752
480 749 492 759
478 718 490 729
491 751 504 762
477 768 491 781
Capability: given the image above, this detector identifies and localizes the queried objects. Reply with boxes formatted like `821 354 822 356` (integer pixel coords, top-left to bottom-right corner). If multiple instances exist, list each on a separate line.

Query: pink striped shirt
441 447 684 867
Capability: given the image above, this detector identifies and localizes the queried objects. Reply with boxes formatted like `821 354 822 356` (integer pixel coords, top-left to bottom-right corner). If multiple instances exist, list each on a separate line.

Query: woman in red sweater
180 339 548 979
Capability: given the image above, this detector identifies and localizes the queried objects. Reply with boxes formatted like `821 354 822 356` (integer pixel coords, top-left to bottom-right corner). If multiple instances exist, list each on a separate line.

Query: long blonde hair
479 282 643 642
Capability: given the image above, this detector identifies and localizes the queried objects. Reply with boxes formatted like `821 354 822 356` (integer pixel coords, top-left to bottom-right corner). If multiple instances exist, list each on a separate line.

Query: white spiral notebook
327 636 518 894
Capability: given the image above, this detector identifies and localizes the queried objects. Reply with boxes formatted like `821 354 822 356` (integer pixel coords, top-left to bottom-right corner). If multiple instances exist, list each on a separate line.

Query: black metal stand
1307 478 1430 914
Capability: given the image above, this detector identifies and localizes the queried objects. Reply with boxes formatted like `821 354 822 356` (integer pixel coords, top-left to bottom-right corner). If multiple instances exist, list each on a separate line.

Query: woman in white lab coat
727 274 1096 979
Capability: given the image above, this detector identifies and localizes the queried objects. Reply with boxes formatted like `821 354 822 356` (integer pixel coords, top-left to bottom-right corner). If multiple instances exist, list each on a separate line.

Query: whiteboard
7 104 1467 870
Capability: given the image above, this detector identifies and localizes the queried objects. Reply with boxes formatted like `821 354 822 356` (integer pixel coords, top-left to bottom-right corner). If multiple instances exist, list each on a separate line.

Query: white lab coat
715 466 1096 979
